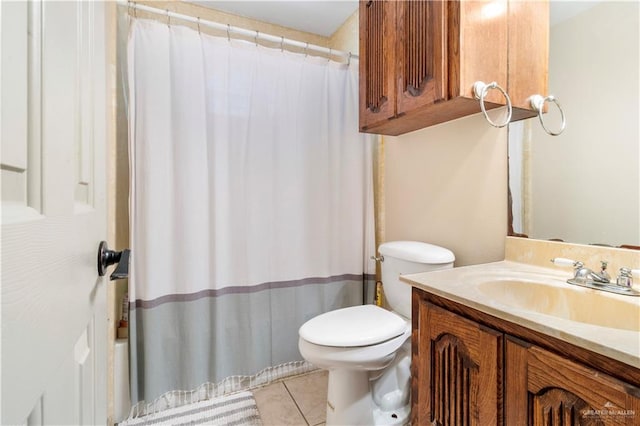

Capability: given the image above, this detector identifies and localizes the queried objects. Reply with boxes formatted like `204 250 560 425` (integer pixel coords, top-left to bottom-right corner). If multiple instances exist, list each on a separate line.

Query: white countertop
401 260 640 368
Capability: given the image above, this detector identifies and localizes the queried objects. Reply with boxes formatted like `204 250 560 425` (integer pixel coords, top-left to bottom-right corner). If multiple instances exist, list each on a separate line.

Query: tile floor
253 370 328 426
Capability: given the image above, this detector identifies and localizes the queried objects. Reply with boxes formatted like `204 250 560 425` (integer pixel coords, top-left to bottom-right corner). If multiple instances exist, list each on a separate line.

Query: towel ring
473 81 512 128
530 94 566 136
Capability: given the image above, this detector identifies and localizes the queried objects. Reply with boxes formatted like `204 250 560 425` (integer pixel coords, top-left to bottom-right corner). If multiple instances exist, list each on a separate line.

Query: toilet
298 241 454 426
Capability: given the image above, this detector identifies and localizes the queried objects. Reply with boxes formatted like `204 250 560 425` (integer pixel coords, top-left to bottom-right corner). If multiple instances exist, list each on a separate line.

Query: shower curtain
127 18 376 405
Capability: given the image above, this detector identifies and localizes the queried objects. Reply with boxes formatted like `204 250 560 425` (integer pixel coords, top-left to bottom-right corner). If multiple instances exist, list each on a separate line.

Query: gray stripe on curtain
133 273 375 309
129 276 375 403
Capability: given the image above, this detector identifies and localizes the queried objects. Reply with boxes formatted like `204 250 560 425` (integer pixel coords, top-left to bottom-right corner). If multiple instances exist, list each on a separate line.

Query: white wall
529 1 639 246
385 114 508 267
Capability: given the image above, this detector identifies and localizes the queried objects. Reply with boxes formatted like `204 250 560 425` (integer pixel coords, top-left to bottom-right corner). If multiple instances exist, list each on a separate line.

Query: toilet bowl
298 241 455 426
299 305 412 425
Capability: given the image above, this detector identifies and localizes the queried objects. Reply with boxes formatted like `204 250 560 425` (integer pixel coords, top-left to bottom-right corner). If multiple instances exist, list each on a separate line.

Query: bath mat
119 391 262 426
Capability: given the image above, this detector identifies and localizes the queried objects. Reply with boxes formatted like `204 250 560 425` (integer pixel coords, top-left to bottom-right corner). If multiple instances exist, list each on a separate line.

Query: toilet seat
299 305 407 347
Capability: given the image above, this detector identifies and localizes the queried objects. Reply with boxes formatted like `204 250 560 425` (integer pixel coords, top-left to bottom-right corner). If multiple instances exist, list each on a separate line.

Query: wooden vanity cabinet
412 288 640 426
412 300 503 425
359 0 548 136
506 338 640 426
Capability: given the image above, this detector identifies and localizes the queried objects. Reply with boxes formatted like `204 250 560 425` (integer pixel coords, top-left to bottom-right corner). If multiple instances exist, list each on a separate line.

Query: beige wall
384 115 508 267
329 9 358 54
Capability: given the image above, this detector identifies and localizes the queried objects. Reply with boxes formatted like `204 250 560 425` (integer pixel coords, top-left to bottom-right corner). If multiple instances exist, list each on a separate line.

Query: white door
1 1 108 424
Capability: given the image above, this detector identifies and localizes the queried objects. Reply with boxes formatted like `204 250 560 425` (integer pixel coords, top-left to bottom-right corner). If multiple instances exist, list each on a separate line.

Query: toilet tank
378 241 454 319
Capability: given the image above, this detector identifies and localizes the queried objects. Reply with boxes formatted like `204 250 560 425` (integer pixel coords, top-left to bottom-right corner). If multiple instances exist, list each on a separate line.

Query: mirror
508 1 639 247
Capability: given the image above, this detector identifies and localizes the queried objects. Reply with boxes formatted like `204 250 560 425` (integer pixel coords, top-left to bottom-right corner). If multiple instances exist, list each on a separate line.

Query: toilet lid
299 305 409 347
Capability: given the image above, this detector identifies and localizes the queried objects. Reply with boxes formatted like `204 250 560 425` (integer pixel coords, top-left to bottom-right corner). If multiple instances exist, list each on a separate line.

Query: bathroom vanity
403 260 640 425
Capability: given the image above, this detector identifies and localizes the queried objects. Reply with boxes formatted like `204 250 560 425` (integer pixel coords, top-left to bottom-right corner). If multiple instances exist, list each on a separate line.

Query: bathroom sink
478 279 640 332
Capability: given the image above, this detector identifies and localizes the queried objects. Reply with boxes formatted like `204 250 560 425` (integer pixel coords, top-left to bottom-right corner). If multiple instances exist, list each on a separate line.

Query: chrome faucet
550 258 640 296
573 260 610 284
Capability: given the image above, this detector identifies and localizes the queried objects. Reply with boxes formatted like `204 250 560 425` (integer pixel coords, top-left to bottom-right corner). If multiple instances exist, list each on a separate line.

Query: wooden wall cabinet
412 288 640 425
359 0 548 136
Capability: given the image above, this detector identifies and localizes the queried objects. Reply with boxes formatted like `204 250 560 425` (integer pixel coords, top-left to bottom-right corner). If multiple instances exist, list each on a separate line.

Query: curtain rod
118 1 359 62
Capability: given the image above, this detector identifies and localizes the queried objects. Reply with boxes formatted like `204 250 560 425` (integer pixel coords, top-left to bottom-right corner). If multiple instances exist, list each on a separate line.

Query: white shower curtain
127 19 376 405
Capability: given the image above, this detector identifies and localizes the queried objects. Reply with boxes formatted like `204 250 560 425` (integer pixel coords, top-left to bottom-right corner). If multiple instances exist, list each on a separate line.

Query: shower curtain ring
328 48 332 62
226 24 231 42
305 42 309 57
128 1 136 18
255 31 259 46
166 9 170 27
280 36 284 52
197 17 201 34
348 52 352 66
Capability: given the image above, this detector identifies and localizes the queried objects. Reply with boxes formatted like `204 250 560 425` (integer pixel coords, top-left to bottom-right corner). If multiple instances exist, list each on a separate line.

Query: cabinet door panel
396 0 447 115
506 338 640 426
359 0 396 130
413 300 502 426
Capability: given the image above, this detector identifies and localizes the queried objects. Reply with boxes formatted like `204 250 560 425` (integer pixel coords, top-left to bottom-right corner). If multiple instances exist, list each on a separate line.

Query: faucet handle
617 267 633 288
550 258 583 269
619 267 632 277
599 260 611 280
617 268 640 288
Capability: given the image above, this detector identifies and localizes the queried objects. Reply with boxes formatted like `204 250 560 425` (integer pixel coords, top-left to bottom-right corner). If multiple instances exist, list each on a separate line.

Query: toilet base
373 404 410 426
324 368 410 426
326 369 374 425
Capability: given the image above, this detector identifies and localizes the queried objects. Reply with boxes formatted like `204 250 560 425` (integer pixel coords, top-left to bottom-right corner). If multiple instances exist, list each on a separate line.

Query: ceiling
189 1 600 38
190 1 359 37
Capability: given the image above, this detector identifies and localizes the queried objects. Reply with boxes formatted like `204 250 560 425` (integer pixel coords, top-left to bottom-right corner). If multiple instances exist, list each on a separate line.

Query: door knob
97 241 130 281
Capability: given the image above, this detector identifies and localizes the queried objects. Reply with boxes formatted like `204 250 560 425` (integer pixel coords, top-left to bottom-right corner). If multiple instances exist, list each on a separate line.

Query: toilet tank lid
378 241 454 264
